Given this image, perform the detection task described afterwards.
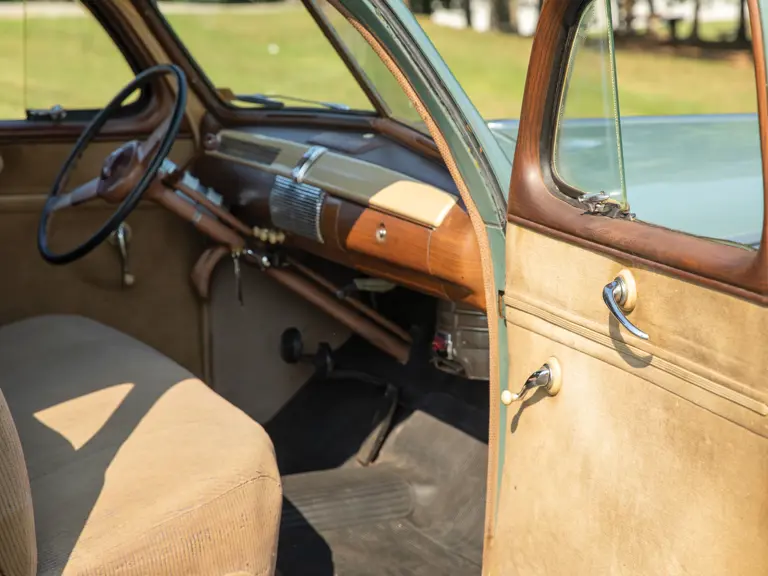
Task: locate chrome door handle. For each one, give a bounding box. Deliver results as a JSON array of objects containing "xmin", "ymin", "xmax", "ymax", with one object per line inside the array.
[
  {"xmin": 603, "ymin": 272, "xmax": 648, "ymax": 340},
  {"xmin": 501, "ymin": 358, "xmax": 562, "ymax": 405}
]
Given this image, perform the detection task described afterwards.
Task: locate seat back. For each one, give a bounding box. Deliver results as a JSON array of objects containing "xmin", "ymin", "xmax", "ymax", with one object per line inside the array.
[{"xmin": 0, "ymin": 389, "xmax": 36, "ymax": 576}]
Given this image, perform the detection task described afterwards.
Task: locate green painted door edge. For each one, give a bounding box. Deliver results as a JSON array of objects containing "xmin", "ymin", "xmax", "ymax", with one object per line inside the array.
[
  {"xmin": 487, "ymin": 227, "xmax": 510, "ymax": 524},
  {"xmin": 338, "ymin": 0, "xmax": 513, "ymax": 527}
]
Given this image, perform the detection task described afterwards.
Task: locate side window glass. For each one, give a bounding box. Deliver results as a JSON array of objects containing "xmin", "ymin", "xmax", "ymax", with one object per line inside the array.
[
  {"xmin": 552, "ymin": 0, "xmax": 627, "ymax": 208},
  {"xmin": 616, "ymin": 40, "xmax": 763, "ymax": 248},
  {"xmin": 1, "ymin": 1, "xmax": 138, "ymax": 120},
  {"xmin": 555, "ymin": 0, "xmax": 763, "ymax": 248}
]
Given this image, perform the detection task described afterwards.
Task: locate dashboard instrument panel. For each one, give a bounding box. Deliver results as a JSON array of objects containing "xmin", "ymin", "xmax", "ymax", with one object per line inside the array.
[{"xmin": 198, "ymin": 128, "xmax": 484, "ymax": 309}]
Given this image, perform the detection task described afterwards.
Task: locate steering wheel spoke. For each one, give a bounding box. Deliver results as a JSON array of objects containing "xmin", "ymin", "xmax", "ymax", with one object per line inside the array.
[
  {"xmin": 138, "ymin": 116, "xmax": 171, "ymax": 163},
  {"xmin": 47, "ymin": 177, "xmax": 100, "ymax": 212},
  {"xmin": 38, "ymin": 64, "xmax": 187, "ymax": 265}
]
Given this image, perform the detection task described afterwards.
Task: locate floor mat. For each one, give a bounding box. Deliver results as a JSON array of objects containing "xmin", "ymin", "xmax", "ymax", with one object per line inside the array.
[
  {"xmin": 265, "ymin": 376, "xmax": 387, "ymax": 475},
  {"xmin": 277, "ymin": 393, "xmax": 486, "ymax": 575},
  {"xmin": 281, "ymin": 467, "xmax": 412, "ymax": 532},
  {"xmin": 278, "ymin": 520, "xmax": 480, "ymax": 576}
]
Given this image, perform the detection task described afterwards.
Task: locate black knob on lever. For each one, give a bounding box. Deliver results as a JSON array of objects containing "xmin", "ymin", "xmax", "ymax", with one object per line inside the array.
[
  {"xmin": 279, "ymin": 327, "xmax": 334, "ymax": 378},
  {"xmin": 280, "ymin": 327, "xmax": 305, "ymax": 364}
]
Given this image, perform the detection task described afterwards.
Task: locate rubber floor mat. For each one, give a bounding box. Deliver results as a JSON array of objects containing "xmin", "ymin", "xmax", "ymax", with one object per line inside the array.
[
  {"xmin": 276, "ymin": 392, "xmax": 486, "ymax": 576},
  {"xmin": 281, "ymin": 467, "xmax": 412, "ymax": 532},
  {"xmin": 277, "ymin": 519, "xmax": 480, "ymax": 576}
]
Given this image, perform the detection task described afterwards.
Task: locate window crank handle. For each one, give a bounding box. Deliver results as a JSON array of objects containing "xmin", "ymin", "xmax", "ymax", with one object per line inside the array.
[
  {"xmin": 509, "ymin": 365, "xmax": 552, "ymax": 402},
  {"xmin": 501, "ymin": 359, "xmax": 562, "ymax": 405}
]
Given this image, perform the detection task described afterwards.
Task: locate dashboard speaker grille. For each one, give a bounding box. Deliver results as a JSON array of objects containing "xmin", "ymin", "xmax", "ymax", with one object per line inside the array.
[
  {"xmin": 219, "ymin": 136, "xmax": 280, "ymax": 165},
  {"xmin": 269, "ymin": 175, "xmax": 325, "ymax": 243}
]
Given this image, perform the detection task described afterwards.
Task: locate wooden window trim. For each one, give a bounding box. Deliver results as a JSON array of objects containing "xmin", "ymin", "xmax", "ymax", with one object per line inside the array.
[{"xmin": 508, "ymin": 0, "xmax": 768, "ymax": 304}]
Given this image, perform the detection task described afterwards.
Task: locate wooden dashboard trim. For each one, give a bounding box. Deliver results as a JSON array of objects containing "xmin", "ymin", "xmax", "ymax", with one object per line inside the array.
[
  {"xmin": 196, "ymin": 147, "xmax": 485, "ymax": 309},
  {"xmin": 287, "ymin": 198, "xmax": 484, "ymax": 309},
  {"xmin": 208, "ymin": 130, "xmax": 458, "ymax": 228}
]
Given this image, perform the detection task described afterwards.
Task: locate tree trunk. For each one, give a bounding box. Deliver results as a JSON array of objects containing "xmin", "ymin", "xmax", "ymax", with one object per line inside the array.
[
  {"xmin": 736, "ymin": 0, "xmax": 748, "ymax": 42},
  {"xmin": 647, "ymin": 0, "xmax": 655, "ymax": 16},
  {"xmin": 464, "ymin": 0, "xmax": 473, "ymax": 29},
  {"xmin": 508, "ymin": 0, "xmax": 519, "ymax": 32},
  {"xmin": 619, "ymin": 0, "xmax": 636, "ymax": 34},
  {"xmin": 688, "ymin": 0, "xmax": 701, "ymax": 42},
  {"xmin": 490, "ymin": 0, "xmax": 511, "ymax": 32},
  {"xmin": 410, "ymin": 0, "xmax": 433, "ymax": 14}
]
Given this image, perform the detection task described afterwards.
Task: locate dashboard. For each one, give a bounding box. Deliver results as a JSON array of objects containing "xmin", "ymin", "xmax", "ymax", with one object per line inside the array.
[{"xmin": 194, "ymin": 125, "xmax": 484, "ymax": 310}]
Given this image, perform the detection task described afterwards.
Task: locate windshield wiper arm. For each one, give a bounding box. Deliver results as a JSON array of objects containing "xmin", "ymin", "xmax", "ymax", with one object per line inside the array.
[{"xmin": 233, "ymin": 93, "xmax": 350, "ymax": 111}]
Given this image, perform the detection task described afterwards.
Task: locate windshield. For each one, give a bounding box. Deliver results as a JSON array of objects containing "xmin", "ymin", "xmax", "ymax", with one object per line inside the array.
[
  {"xmin": 154, "ymin": 0, "xmax": 425, "ymax": 132},
  {"xmin": 317, "ymin": 4, "xmax": 425, "ymax": 131}
]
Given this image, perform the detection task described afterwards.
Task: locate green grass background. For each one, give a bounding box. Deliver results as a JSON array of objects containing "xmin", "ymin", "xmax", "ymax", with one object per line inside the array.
[{"xmin": 0, "ymin": 4, "xmax": 757, "ymax": 120}]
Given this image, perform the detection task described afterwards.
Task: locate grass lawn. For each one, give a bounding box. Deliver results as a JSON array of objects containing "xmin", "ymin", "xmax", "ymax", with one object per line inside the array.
[{"xmin": 0, "ymin": 4, "xmax": 757, "ymax": 120}]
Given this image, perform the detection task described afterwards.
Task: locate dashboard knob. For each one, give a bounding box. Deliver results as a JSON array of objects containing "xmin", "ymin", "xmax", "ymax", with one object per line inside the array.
[{"xmin": 376, "ymin": 224, "xmax": 387, "ymax": 243}]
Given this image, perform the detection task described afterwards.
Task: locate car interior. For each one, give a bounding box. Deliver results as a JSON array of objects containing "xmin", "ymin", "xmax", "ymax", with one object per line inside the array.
[{"xmin": 0, "ymin": 2, "xmax": 493, "ymax": 575}]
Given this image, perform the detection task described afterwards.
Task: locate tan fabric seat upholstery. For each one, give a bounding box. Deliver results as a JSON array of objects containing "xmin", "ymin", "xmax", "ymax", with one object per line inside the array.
[
  {"xmin": 0, "ymin": 389, "xmax": 36, "ymax": 576},
  {"xmin": 0, "ymin": 315, "xmax": 282, "ymax": 576}
]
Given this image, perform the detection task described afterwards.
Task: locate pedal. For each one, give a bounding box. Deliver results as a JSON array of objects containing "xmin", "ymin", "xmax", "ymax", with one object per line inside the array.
[{"xmin": 356, "ymin": 381, "xmax": 398, "ymax": 466}]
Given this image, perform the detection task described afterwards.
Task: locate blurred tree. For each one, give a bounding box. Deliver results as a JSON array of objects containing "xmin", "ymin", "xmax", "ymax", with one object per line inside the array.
[
  {"xmin": 463, "ymin": 0, "xmax": 473, "ymax": 27},
  {"xmin": 508, "ymin": 0, "xmax": 519, "ymax": 32},
  {"xmin": 490, "ymin": 0, "xmax": 517, "ymax": 32},
  {"xmin": 688, "ymin": 0, "xmax": 701, "ymax": 41},
  {"xmin": 735, "ymin": 0, "xmax": 748, "ymax": 42},
  {"xmin": 622, "ymin": 0, "xmax": 637, "ymax": 33},
  {"xmin": 409, "ymin": 0, "xmax": 433, "ymax": 14}
]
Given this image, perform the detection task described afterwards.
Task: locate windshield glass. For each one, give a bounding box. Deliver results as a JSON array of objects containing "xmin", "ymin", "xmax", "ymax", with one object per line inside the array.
[
  {"xmin": 318, "ymin": 5, "xmax": 425, "ymax": 130},
  {"xmin": 154, "ymin": 0, "xmax": 425, "ymax": 132},
  {"xmin": 154, "ymin": 1, "xmax": 375, "ymax": 112}
]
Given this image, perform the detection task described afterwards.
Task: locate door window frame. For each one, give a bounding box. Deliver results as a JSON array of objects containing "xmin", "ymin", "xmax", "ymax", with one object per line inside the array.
[{"xmin": 507, "ymin": 0, "xmax": 768, "ymax": 303}]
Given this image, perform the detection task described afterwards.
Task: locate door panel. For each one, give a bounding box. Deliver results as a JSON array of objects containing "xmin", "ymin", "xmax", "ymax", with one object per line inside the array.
[
  {"xmin": 503, "ymin": 227, "xmax": 766, "ymax": 425},
  {"xmin": 0, "ymin": 141, "xmax": 166, "ymax": 195},
  {"xmin": 491, "ymin": 226, "xmax": 768, "ymax": 575},
  {"xmin": 489, "ymin": 0, "xmax": 768, "ymax": 571},
  {"xmin": 0, "ymin": 0, "xmax": 206, "ymax": 374},
  {"xmin": 0, "ymin": 138, "xmax": 205, "ymax": 376}
]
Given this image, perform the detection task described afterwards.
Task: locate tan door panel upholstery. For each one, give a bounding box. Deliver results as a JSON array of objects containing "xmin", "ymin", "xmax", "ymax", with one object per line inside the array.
[
  {"xmin": 0, "ymin": 205, "xmax": 204, "ymax": 375},
  {"xmin": 0, "ymin": 315, "xmax": 282, "ymax": 575},
  {"xmin": 488, "ymin": 224, "xmax": 768, "ymax": 575},
  {"xmin": 0, "ymin": 141, "xmax": 194, "ymax": 197},
  {"xmin": 0, "ymin": 140, "xmax": 205, "ymax": 376}
]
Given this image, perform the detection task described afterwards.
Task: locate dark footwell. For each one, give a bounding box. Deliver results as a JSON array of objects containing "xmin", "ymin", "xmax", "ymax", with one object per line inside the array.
[{"xmin": 268, "ymin": 378, "xmax": 488, "ymax": 576}]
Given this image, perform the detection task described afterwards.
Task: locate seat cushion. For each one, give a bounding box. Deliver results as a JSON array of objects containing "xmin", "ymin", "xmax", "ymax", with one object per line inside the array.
[
  {"xmin": 0, "ymin": 389, "xmax": 36, "ymax": 576},
  {"xmin": 0, "ymin": 315, "xmax": 282, "ymax": 575}
]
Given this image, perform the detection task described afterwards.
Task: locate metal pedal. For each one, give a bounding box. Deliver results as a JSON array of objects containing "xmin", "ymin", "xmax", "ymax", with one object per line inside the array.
[{"xmin": 356, "ymin": 381, "xmax": 398, "ymax": 466}]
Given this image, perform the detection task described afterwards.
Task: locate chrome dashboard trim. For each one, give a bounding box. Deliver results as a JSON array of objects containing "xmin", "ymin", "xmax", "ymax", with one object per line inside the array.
[
  {"xmin": 269, "ymin": 175, "xmax": 326, "ymax": 243},
  {"xmin": 292, "ymin": 145, "xmax": 327, "ymax": 184}
]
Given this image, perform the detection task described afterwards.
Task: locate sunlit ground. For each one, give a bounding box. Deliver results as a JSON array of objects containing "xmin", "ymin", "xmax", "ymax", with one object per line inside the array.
[{"xmin": 0, "ymin": 4, "xmax": 757, "ymax": 120}]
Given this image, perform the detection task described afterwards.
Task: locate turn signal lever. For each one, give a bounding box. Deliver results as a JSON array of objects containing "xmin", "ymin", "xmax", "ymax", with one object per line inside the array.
[{"xmin": 280, "ymin": 327, "xmax": 334, "ymax": 378}]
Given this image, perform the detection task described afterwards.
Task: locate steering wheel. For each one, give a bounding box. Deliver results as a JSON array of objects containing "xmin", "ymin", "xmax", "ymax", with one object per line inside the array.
[{"xmin": 38, "ymin": 64, "xmax": 187, "ymax": 265}]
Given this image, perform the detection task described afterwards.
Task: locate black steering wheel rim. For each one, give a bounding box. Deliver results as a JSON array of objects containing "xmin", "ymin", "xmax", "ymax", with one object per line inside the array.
[{"xmin": 38, "ymin": 64, "xmax": 187, "ymax": 265}]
